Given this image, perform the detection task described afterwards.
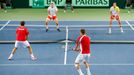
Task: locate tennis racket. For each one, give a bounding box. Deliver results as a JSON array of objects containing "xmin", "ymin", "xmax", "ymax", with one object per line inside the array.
[{"xmin": 61, "ymin": 44, "xmax": 80, "ymax": 52}]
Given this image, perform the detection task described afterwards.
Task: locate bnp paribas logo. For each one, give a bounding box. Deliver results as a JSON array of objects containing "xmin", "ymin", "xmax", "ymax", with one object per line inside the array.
[
  {"xmin": 45, "ymin": 0, "xmax": 109, "ymax": 7},
  {"xmin": 46, "ymin": 0, "xmax": 63, "ymax": 5},
  {"xmin": 75, "ymin": 0, "xmax": 109, "ymax": 6}
]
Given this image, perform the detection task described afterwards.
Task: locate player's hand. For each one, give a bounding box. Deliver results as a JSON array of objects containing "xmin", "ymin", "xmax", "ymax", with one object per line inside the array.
[
  {"xmin": 49, "ymin": 15, "xmax": 52, "ymax": 18},
  {"xmin": 26, "ymin": 36, "xmax": 29, "ymax": 40},
  {"xmin": 73, "ymin": 48, "xmax": 80, "ymax": 52},
  {"xmin": 112, "ymin": 15, "xmax": 115, "ymax": 17}
]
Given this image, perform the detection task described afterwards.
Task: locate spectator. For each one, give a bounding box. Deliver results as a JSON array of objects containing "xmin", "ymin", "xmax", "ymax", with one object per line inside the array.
[
  {"xmin": 0, "ymin": 0, "xmax": 7, "ymax": 12},
  {"xmin": 64, "ymin": 0, "xmax": 74, "ymax": 13},
  {"xmin": 126, "ymin": 0, "xmax": 134, "ymax": 13}
]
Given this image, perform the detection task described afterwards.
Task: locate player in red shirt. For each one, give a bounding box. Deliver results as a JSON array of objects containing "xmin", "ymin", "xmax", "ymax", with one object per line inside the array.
[
  {"xmin": 8, "ymin": 21, "xmax": 36, "ymax": 60},
  {"xmin": 73, "ymin": 29, "xmax": 91, "ymax": 75}
]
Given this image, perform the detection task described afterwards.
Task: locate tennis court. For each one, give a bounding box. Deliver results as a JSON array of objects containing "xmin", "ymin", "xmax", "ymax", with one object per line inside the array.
[
  {"xmin": 0, "ymin": 0, "xmax": 134, "ymax": 74},
  {"xmin": 0, "ymin": 20, "xmax": 134, "ymax": 75}
]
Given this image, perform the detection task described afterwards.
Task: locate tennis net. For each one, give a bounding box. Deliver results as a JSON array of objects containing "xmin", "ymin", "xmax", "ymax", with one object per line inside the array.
[{"xmin": 0, "ymin": 24, "xmax": 134, "ymax": 44}]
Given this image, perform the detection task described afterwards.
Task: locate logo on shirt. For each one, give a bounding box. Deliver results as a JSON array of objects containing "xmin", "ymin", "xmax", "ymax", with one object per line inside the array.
[{"xmin": 18, "ymin": 28, "xmax": 25, "ymax": 30}]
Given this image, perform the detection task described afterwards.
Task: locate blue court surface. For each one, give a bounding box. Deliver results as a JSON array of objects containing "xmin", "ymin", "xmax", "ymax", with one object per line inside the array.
[{"xmin": 0, "ymin": 20, "xmax": 134, "ymax": 75}]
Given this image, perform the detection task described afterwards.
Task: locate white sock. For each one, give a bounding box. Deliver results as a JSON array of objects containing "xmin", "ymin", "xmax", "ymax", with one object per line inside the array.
[
  {"xmin": 109, "ymin": 28, "xmax": 111, "ymax": 34},
  {"xmin": 64, "ymin": 10, "xmax": 66, "ymax": 13},
  {"xmin": 86, "ymin": 67, "xmax": 91, "ymax": 75},
  {"xmin": 8, "ymin": 54, "xmax": 13, "ymax": 59},
  {"xmin": 128, "ymin": 11, "xmax": 130, "ymax": 13},
  {"xmin": 120, "ymin": 27, "xmax": 123, "ymax": 33},
  {"xmin": 77, "ymin": 69, "xmax": 84, "ymax": 75},
  {"xmin": 30, "ymin": 53, "xmax": 34, "ymax": 58},
  {"xmin": 56, "ymin": 25, "xmax": 59, "ymax": 29},
  {"xmin": 72, "ymin": 11, "xmax": 74, "ymax": 13},
  {"xmin": 46, "ymin": 26, "xmax": 48, "ymax": 29}
]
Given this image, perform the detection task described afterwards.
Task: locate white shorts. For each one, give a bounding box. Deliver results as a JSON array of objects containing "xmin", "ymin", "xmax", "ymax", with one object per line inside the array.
[
  {"xmin": 75, "ymin": 53, "xmax": 90, "ymax": 63},
  {"xmin": 15, "ymin": 40, "xmax": 30, "ymax": 48}
]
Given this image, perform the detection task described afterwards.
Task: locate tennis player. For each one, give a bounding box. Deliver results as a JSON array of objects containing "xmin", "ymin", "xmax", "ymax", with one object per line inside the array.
[
  {"xmin": 8, "ymin": 21, "xmax": 36, "ymax": 60},
  {"xmin": 126, "ymin": 0, "xmax": 134, "ymax": 13},
  {"xmin": 109, "ymin": 2, "xmax": 123, "ymax": 34},
  {"xmin": 73, "ymin": 29, "xmax": 91, "ymax": 75},
  {"xmin": 45, "ymin": 2, "xmax": 60, "ymax": 32}
]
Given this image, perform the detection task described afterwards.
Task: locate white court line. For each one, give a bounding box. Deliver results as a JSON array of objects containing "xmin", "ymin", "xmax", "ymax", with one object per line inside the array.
[
  {"xmin": 0, "ymin": 64, "xmax": 134, "ymax": 66},
  {"xmin": 1, "ymin": 24, "xmax": 130, "ymax": 27},
  {"xmin": 64, "ymin": 26, "xmax": 69, "ymax": 65},
  {"xmin": 0, "ymin": 20, "xmax": 11, "ymax": 31},
  {"xmin": 125, "ymin": 20, "xmax": 134, "ymax": 30},
  {"xmin": 2, "ymin": 29, "xmax": 132, "ymax": 31}
]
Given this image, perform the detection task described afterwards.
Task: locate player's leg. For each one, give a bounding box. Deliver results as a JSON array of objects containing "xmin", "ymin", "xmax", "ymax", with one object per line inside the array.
[
  {"xmin": 23, "ymin": 41, "xmax": 36, "ymax": 60},
  {"xmin": 0, "ymin": 2, "xmax": 1, "ymax": 9},
  {"xmin": 83, "ymin": 62, "xmax": 91, "ymax": 75},
  {"xmin": 8, "ymin": 0, "xmax": 12, "ymax": 8},
  {"xmin": 75, "ymin": 63, "xmax": 84, "ymax": 75},
  {"xmin": 83, "ymin": 54, "xmax": 91, "ymax": 75},
  {"xmin": 27, "ymin": 46, "xmax": 36, "ymax": 60},
  {"xmin": 45, "ymin": 17, "xmax": 50, "ymax": 32},
  {"xmin": 71, "ymin": 4, "xmax": 74, "ymax": 13},
  {"xmin": 132, "ymin": 0, "xmax": 134, "ymax": 7},
  {"xmin": 126, "ymin": 0, "xmax": 130, "ymax": 13},
  {"xmin": 8, "ymin": 41, "xmax": 18, "ymax": 60},
  {"xmin": 116, "ymin": 16, "xmax": 123, "ymax": 33},
  {"xmin": 74, "ymin": 54, "xmax": 84, "ymax": 75},
  {"xmin": 109, "ymin": 16, "xmax": 113, "ymax": 34},
  {"xmin": 126, "ymin": 0, "xmax": 132, "ymax": 13},
  {"xmin": 8, "ymin": 48, "xmax": 17, "ymax": 60},
  {"xmin": 64, "ymin": 4, "xmax": 67, "ymax": 13},
  {"xmin": 54, "ymin": 17, "xmax": 60, "ymax": 32},
  {"xmin": 2, "ymin": 3, "xmax": 7, "ymax": 12}
]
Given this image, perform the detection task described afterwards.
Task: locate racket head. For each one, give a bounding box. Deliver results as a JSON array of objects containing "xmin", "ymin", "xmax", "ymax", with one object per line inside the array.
[{"xmin": 60, "ymin": 40, "xmax": 75, "ymax": 52}]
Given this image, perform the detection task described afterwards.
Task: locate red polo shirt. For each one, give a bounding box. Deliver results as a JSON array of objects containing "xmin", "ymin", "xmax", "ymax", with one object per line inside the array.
[{"xmin": 16, "ymin": 26, "xmax": 29, "ymax": 41}]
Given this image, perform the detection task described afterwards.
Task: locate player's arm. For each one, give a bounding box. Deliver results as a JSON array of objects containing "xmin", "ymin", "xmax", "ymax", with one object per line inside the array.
[
  {"xmin": 26, "ymin": 28, "xmax": 29, "ymax": 40},
  {"xmin": 16, "ymin": 29, "xmax": 18, "ymax": 34},
  {"xmin": 117, "ymin": 7, "xmax": 120, "ymax": 15},
  {"xmin": 16, "ymin": 29, "xmax": 18, "ymax": 37},
  {"xmin": 47, "ymin": 7, "xmax": 51, "ymax": 16},
  {"xmin": 56, "ymin": 7, "xmax": 58, "ymax": 15},
  {"xmin": 73, "ymin": 37, "xmax": 80, "ymax": 51},
  {"xmin": 75, "ymin": 42, "xmax": 79, "ymax": 50},
  {"xmin": 110, "ymin": 11, "xmax": 112, "ymax": 15},
  {"xmin": 110, "ymin": 7, "xmax": 112, "ymax": 15}
]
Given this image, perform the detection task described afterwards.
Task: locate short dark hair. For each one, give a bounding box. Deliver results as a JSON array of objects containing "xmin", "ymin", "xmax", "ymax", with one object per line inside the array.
[
  {"xmin": 80, "ymin": 29, "xmax": 86, "ymax": 35},
  {"xmin": 20, "ymin": 21, "xmax": 25, "ymax": 26},
  {"xmin": 113, "ymin": 2, "xmax": 116, "ymax": 4}
]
